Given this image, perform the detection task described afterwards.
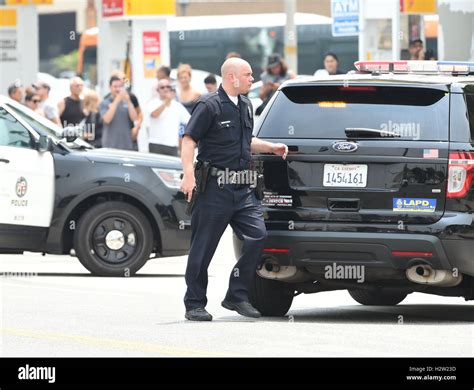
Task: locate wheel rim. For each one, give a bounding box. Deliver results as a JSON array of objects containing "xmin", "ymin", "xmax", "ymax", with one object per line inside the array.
[{"xmin": 91, "ymin": 216, "xmax": 138, "ymax": 264}]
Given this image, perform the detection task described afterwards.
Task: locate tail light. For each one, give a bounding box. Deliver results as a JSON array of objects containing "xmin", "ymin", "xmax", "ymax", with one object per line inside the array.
[
  {"xmin": 447, "ymin": 152, "xmax": 474, "ymax": 198},
  {"xmin": 392, "ymin": 251, "xmax": 433, "ymax": 257}
]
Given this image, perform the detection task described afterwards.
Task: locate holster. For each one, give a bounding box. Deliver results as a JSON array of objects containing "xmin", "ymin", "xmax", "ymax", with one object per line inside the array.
[
  {"xmin": 255, "ymin": 174, "xmax": 265, "ymax": 200},
  {"xmin": 186, "ymin": 161, "xmax": 211, "ymax": 215}
]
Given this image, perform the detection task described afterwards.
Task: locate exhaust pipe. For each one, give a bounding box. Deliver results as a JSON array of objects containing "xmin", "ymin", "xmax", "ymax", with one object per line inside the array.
[
  {"xmin": 257, "ymin": 258, "xmax": 310, "ymax": 282},
  {"xmin": 406, "ymin": 261, "xmax": 462, "ymax": 287},
  {"xmin": 264, "ymin": 262, "xmax": 280, "ymax": 273}
]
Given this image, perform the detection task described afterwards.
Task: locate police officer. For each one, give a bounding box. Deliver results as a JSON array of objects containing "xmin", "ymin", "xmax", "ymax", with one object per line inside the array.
[{"xmin": 180, "ymin": 58, "xmax": 288, "ymax": 321}]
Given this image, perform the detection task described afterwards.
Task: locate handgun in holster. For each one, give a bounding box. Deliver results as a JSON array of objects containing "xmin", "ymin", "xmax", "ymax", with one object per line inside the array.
[
  {"xmin": 186, "ymin": 161, "xmax": 211, "ymax": 216},
  {"xmin": 255, "ymin": 174, "xmax": 265, "ymax": 200}
]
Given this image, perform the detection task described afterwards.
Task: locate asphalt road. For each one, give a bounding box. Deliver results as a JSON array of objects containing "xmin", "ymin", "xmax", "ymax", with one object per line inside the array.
[{"xmin": 1, "ymin": 228, "xmax": 473, "ymax": 357}]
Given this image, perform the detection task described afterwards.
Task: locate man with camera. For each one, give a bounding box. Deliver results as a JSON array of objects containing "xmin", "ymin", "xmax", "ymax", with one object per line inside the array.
[
  {"xmin": 145, "ymin": 79, "xmax": 190, "ymax": 156},
  {"xmin": 99, "ymin": 75, "xmax": 138, "ymax": 150},
  {"xmin": 180, "ymin": 57, "xmax": 288, "ymax": 321}
]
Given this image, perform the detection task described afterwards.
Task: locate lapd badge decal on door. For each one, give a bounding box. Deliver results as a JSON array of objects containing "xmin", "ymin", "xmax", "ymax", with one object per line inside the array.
[{"xmin": 15, "ymin": 177, "xmax": 27, "ymax": 198}]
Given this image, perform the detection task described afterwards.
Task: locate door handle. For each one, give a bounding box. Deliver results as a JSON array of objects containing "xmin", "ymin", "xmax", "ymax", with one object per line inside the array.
[{"xmin": 0, "ymin": 158, "xmax": 9, "ymax": 164}]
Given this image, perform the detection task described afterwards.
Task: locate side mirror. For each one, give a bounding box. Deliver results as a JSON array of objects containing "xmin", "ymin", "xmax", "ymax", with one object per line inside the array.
[
  {"xmin": 62, "ymin": 125, "xmax": 81, "ymax": 143},
  {"xmin": 37, "ymin": 134, "xmax": 54, "ymax": 152}
]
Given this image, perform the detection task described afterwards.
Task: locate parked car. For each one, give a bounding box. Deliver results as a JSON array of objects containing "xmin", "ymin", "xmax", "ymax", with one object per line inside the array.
[
  {"xmin": 248, "ymin": 80, "xmax": 263, "ymax": 115},
  {"xmin": 235, "ymin": 61, "xmax": 474, "ymax": 316},
  {"xmin": 0, "ymin": 96, "xmax": 191, "ymax": 276}
]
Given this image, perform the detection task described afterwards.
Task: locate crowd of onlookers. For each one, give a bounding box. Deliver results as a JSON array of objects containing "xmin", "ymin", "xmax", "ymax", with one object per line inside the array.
[
  {"xmin": 6, "ymin": 63, "xmax": 221, "ymax": 156},
  {"xmin": 6, "ymin": 42, "xmax": 433, "ymax": 156}
]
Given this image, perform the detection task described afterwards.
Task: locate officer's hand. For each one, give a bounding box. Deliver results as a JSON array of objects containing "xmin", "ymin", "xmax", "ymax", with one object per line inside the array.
[
  {"xmin": 272, "ymin": 143, "xmax": 288, "ymax": 160},
  {"xmin": 180, "ymin": 174, "xmax": 196, "ymax": 202}
]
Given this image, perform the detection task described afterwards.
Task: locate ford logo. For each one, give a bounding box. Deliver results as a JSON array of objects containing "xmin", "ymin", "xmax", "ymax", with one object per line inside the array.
[{"xmin": 332, "ymin": 141, "xmax": 358, "ymax": 153}]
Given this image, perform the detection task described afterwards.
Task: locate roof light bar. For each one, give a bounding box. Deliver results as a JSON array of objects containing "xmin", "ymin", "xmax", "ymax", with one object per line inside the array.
[
  {"xmin": 354, "ymin": 60, "xmax": 474, "ymax": 75},
  {"xmin": 354, "ymin": 61, "xmax": 408, "ymax": 73},
  {"xmin": 437, "ymin": 61, "xmax": 474, "ymax": 74}
]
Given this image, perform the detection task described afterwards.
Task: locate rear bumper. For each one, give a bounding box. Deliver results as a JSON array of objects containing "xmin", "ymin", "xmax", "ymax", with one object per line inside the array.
[{"xmin": 233, "ymin": 230, "xmax": 474, "ymax": 276}]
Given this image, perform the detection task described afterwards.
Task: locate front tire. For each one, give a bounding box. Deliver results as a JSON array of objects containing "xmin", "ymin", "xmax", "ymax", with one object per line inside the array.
[
  {"xmin": 348, "ymin": 288, "xmax": 408, "ymax": 306},
  {"xmin": 249, "ymin": 273, "xmax": 294, "ymax": 317},
  {"xmin": 74, "ymin": 201, "xmax": 153, "ymax": 276}
]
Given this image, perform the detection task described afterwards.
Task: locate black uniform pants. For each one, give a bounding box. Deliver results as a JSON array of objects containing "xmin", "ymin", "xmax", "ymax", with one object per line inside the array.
[{"xmin": 184, "ymin": 177, "xmax": 267, "ymax": 311}]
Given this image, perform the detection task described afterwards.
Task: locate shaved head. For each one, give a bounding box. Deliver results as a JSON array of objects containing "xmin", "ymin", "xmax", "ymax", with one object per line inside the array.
[
  {"xmin": 70, "ymin": 77, "xmax": 84, "ymax": 86},
  {"xmin": 221, "ymin": 58, "xmax": 254, "ymax": 96},
  {"xmin": 221, "ymin": 57, "xmax": 249, "ymax": 78},
  {"xmin": 69, "ymin": 76, "xmax": 84, "ymax": 98}
]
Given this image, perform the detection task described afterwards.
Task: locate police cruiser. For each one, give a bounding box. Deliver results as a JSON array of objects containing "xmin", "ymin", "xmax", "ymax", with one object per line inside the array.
[
  {"xmin": 236, "ymin": 61, "xmax": 474, "ymax": 316},
  {"xmin": 0, "ymin": 96, "xmax": 190, "ymax": 276}
]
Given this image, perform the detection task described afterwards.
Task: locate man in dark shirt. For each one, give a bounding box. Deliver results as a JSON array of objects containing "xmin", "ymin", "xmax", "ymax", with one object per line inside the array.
[
  {"xmin": 59, "ymin": 77, "xmax": 85, "ymax": 128},
  {"xmin": 180, "ymin": 57, "xmax": 288, "ymax": 321}
]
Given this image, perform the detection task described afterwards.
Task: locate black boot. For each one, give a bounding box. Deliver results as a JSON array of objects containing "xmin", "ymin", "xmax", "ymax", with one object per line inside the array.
[
  {"xmin": 185, "ymin": 307, "xmax": 213, "ymax": 321},
  {"xmin": 221, "ymin": 300, "xmax": 261, "ymax": 318}
]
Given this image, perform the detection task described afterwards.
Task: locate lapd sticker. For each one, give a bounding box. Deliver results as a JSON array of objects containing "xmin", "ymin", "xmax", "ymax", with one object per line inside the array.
[
  {"xmin": 262, "ymin": 192, "xmax": 293, "ymax": 207},
  {"xmin": 15, "ymin": 177, "xmax": 27, "ymax": 198},
  {"xmin": 393, "ymin": 198, "xmax": 436, "ymax": 213}
]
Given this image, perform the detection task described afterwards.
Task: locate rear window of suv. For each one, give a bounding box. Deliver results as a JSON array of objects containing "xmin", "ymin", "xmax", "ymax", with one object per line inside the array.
[{"xmin": 258, "ymin": 85, "xmax": 449, "ymax": 141}]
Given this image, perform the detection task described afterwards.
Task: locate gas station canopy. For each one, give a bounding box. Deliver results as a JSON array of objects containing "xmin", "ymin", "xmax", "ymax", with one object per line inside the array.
[{"xmin": 102, "ymin": 0, "xmax": 175, "ymax": 19}]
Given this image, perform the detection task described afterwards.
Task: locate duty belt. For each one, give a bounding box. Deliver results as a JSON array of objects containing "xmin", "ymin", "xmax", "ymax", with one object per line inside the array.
[{"xmin": 209, "ymin": 167, "xmax": 256, "ymax": 189}]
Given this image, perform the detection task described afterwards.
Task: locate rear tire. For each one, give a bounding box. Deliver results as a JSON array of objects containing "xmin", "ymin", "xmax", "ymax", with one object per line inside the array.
[
  {"xmin": 249, "ymin": 273, "xmax": 294, "ymax": 317},
  {"xmin": 74, "ymin": 201, "xmax": 153, "ymax": 277},
  {"xmin": 348, "ymin": 288, "xmax": 408, "ymax": 306}
]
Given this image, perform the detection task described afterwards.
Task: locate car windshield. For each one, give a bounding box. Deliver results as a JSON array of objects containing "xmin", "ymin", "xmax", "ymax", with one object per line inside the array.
[{"xmin": 5, "ymin": 101, "xmax": 93, "ymax": 149}]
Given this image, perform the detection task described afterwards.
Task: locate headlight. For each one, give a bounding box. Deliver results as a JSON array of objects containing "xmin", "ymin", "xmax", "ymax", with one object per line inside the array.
[{"xmin": 152, "ymin": 168, "xmax": 183, "ymax": 190}]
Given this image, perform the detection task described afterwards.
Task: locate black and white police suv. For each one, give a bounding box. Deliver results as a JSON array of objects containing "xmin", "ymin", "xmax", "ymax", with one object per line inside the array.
[
  {"xmin": 235, "ymin": 61, "xmax": 474, "ymax": 316},
  {"xmin": 0, "ymin": 96, "xmax": 190, "ymax": 276}
]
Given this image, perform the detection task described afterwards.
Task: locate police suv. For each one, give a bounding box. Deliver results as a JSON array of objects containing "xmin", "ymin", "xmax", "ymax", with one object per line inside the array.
[
  {"xmin": 236, "ymin": 61, "xmax": 474, "ymax": 316},
  {"xmin": 0, "ymin": 96, "xmax": 190, "ymax": 276}
]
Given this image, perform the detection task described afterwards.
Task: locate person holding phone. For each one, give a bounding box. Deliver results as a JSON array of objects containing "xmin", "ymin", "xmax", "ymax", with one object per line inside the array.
[
  {"xmin": 256, "ymin": 53, "xmax": 294, "ymax": 115},
  {"xmin": 99, "ymin": 75, "xmax": 138, "ymax": 150},
  {"xmin": 146, "ymin": 79, "xmax": 190, "ymax": 157}
]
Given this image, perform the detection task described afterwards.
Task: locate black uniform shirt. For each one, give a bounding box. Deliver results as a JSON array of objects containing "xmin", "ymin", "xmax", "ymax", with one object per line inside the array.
[{"xmin": 184, "ymin": 84, "xmax": 254, "ymax": 171}]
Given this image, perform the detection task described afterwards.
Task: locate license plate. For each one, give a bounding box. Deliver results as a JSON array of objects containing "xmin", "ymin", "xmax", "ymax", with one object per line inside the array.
[{"xmin": 323, "ymin": 164, "xmax": 368, "ymax": 187}]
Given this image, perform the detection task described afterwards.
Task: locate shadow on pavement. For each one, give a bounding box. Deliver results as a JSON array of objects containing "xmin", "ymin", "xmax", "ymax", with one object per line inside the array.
[
  {"xmin": 157, "ymin": 305, "xmax": 473, "ymax": 325},
  {"xmin": 283, "ymin": 304, "xmax": 474, "ymax": 324}
]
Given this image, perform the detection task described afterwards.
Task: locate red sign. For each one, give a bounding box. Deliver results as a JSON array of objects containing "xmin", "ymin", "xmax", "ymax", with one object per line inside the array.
[
  {"xmin": 102, "ymin": 0, "xmax": 124, "ymax": 18},
  {"xmin": 142, "ymin": 32, "xmax": 161, "ymax": 55}
]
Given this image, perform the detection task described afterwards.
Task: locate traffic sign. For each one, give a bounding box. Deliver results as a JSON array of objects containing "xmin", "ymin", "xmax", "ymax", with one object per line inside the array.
[{"xmin": 331, "ymin": 0, "xmax": 359, "ymax": 37}]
